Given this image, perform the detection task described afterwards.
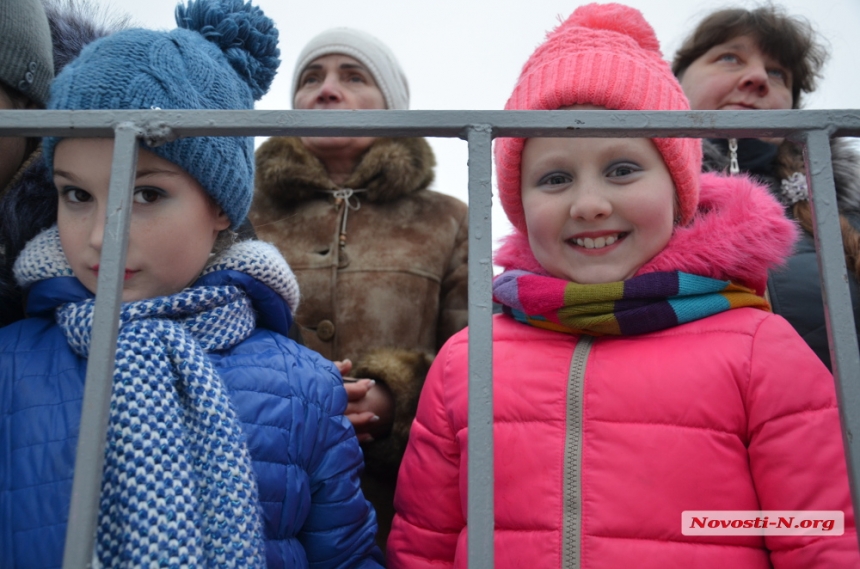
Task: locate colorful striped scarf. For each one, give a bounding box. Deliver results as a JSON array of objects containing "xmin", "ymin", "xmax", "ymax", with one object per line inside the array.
[{"xmin": 493, "ymin": 269, "xmax": 769, "ymax": 336}]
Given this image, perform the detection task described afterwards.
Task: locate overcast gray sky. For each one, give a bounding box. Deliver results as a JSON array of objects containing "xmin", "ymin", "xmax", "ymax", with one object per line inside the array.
[{"xmin": 108, "ymin": 0, "xmax": 860, "ymax": 246}]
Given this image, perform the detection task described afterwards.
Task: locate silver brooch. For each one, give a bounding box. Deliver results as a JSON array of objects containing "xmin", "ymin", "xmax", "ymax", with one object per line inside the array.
[{"xmin": 778, "ymin": 172, "xmax": 809, "ymax": 207}]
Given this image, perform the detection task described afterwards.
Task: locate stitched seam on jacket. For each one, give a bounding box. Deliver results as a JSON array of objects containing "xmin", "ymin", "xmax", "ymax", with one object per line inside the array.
[
  {"xmin": 586, "ymin": 534, "xmax": 768, "ymax": 549},
  {"xmin": 490, "ymin": 418, "xmax": 565, "ymax": 426},
  {"xmin": 587, "ymin": 418, "xmax": 738, "ymax": 435},
  {"xmin": 587, "ymin": 405, "xmax": 837, "ymax": 439},
  {"xmin": 563, "ymin": 336, "xmax": 591, "ymax": 569},
  {"xmin": 589, "ymin": 532, "xmax": 839, "ymax": 554},
  {"xmin": 336, "ymin": 266, "xmax": 442, "ymax": 283}
]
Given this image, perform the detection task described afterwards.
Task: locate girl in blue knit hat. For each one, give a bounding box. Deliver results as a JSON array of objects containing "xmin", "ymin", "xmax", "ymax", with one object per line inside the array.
[{"xmin": 0, "ymin": 0, "xmax": 384, "ymax": 567}]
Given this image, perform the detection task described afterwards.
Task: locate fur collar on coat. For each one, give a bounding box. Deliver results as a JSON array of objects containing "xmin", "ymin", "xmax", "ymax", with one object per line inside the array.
[
  {"xmin": 703, "ymin": 138, "xmax": 860, "ymax": 214},
  {"xmin": 254, "ymin": 136, "xmax": 436, "ymax": 206},
  {"xmin": 494, "ymin": 172, "xmax": 799, "ymax": 297}
]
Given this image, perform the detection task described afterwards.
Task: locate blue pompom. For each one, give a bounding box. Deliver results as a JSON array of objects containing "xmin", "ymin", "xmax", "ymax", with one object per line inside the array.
[{"xmin": 175, "ymin": 0, "xmax": 280, "ymax": 100}]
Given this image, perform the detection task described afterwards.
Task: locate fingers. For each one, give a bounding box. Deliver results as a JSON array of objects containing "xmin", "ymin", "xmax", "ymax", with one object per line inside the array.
[
  {"xmin": 333, "ymin": 358, "xmax": 353, "ymax": 374},
  {"xmin": 343, "ymin": 378, "xmax": 375, "ymax": 401},
  {"xmin": 345, "ymin": 410, "xmax": 380, "ymax": 444}
]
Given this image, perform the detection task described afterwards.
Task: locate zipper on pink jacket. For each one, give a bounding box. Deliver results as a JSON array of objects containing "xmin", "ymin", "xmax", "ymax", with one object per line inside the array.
[{"xmin": 563, "ymin": 335, "xmax": 593, "ymax": 569}]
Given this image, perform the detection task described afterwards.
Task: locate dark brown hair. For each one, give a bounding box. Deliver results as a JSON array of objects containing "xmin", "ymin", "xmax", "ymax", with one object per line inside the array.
[
  {"xmin": 672, "ymin": 5, "xmax": 828, "ymax": 108},
  {"xmin": 775, "ymin": 141, "xmax": 860, "ymax": 281}
]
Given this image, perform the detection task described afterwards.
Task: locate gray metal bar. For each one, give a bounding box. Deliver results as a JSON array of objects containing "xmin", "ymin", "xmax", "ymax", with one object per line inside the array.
[
  {"xmin": 62, "ymin": 124, "xmax": 140, "ymax": 569},
  {"xmin": 2, "ymin": 109, "xmax": 860, "ymax": 138},
  {"xmin": 466, "ymin": 125, "xmax": 494, "ymax": 569},
  {"xmin": 0, "ymin": 107, "xmax": 853, "ymax": 563},
  {"xmin": 798, "ymin": 130, "xmax": 860, "ymax": 547}
]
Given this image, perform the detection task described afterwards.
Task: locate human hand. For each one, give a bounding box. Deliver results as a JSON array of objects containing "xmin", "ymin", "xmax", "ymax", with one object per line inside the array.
[{"xmin": 334, "ymin": 359, "xmax": 395, "ymax": 444}]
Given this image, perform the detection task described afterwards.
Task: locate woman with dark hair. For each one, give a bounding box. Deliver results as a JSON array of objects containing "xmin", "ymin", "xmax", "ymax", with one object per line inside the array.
[{"xmin": 673, "ymin": 5, "xmax": 860, "ymax": 370}]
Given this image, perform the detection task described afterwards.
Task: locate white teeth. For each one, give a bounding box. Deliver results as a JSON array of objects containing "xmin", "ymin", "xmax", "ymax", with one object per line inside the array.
[{"xmin": 574, "ymin": 234, "xmax": 621, "ymax": 249}]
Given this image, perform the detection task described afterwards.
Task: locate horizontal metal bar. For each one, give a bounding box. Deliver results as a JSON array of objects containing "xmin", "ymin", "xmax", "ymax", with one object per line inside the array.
[{"xmin": 1, "ymin": 109, "xmax": 859, "ymax": 139}]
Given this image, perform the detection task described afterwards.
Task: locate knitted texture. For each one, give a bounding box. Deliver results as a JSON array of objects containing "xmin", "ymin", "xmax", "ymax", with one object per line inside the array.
[
  {"xmin": 496, "ymin": 2, "xmax": 701, "ymax": 232},
  {"xmin": 57, "ymin": 290, "xmax": 264, "ymax": 568},
  {"xmin": 12, "ymin": 228, "xmax": 305, "ymax": 566},
  {"xmin": 0, "ymin": 0, "xmax": 54, "ymax": 104},
  {"xmin": 203, "ymin": 238, "xmax": 300, "ymax": 314},
  {"xmin": 43, "ymin": 0, "xmax": 281, "ymax": 229},
  {"xmin": 11, "ymin": 224, "xmax": 74, "ymax": 287},
  {"xmin": 292, "ymin": 27, "xmax": 409, "ymax": 110},
  {"xmin": 493, "ymin": 269, "xmax": 768, "ymax": 336},
  {"xmin": 14, "ymin": 226, "xmax": 300, "ymax": 313}
]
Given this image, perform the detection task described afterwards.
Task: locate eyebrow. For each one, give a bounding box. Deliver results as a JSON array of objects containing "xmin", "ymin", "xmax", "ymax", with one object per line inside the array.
[
  {"xmin": 302, "ymin": 62, "xmax": 369, "ymax": 73},
  {"xmin": 135, "ymin": 167, "xmax": 182, "ymax": 178},
  {"xmin": 52, "ymin": 169, "xmax": 80, "ymax": 183},
  {"xmin": 53, "ymin": 167, "xmax": 181, "ymax": 182}
]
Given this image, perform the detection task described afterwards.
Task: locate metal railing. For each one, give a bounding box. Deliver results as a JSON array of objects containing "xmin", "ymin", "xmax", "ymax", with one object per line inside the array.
[{"xmin": 2, "ymin": 108, "xmax": 859, "ymax": 569}]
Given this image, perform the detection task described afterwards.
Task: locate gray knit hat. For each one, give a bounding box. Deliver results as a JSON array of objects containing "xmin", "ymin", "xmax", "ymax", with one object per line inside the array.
[
  {"xmin": 0, "ymin": 0, "xmax": 54, "ymax": 104},
  {"xmin": 291, "ymin": 27, "xmax": 409, "ymax": 110}
]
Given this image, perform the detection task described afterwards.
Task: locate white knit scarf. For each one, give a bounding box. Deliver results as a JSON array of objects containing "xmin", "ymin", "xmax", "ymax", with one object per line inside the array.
[{"xmin": 14, "ymin": 227, "xmax": 301, "ymax": 568}]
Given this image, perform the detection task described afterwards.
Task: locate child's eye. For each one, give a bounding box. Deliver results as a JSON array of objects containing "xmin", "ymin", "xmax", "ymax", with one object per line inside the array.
[
  {"xmin": 539, "ymin": 173, "xmax": 571, "ymax": 186},
  {"xmin": 606, "ymin": 163, "xmax": 639, "ymax": 178},
  {"xmin": 717, "ymin": 53, "xmax": 740, "ymax": 64},
  {"xmin": 61, "ymin": 187, "xmax": 92, "ymax": 203},
  {"xmin": 133, "ymin": 187, "xmax": 164, "ymax": 204}
]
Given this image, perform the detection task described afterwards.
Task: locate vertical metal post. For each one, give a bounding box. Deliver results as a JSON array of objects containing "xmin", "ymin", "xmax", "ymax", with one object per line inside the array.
[
  {"xmin": 466, "ymin": 125, "xmax": 494, "ymax": 569},
  {"xmin": 799, "ymin": 130, "xmax": 860, "ymax": 547},
  {"xmin": 63, "ymin": 124, "xmax": 140, "ymax": 569}
]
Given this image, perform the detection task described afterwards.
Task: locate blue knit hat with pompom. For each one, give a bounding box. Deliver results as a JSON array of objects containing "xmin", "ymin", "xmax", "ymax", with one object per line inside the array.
[{"xmin": 43, "ymin": 0, "xmax": 280, "ymax": 229}]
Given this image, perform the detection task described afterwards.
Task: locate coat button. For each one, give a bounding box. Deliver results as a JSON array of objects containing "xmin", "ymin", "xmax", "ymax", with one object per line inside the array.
[{"xmin": 317, "ymin": 319, "xmax": 335, "ymax": 341}]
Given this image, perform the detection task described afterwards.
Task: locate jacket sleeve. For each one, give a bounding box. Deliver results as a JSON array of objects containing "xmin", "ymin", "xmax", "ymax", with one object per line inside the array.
[
  {"xmin": 355, "ymin": 203, "xmax": 468, "ymax": 481},
  {"xmin": 746, "ymin": 313, "xmax": 860, "ymax": 568},
  {"xmin": 387, "ymin": 340, "xmax": 464, "ymax": 568},
  {"xmin": 437, "ymin": 203, "xmax": 469, "ymax": 349},
  {"xmin": 354, "ymin": 348, "xmax": 434, "ymax": 479},
  {"xmin": 298, "ymin": 363, "xmax": 385, "ymax": 569}
]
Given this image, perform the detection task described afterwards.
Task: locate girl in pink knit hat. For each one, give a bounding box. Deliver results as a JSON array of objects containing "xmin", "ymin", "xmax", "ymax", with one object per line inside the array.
[{"xmin": 387, "ymin": 3, "xmax": 859, "ymax": 568}]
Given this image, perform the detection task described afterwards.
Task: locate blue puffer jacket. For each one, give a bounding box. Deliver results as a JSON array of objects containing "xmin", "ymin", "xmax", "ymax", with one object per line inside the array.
[{"xmin": 0, "ymin": 269, "xmax": 384, "ymax": 569}]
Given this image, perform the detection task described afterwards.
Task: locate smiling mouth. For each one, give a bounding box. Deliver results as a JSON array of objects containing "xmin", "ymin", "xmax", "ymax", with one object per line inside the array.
[{"xmin": 569, "ymin": 232, "xmax": 628, "ymax": 250}]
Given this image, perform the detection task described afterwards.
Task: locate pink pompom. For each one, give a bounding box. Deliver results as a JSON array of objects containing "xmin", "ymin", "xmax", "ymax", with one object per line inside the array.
[{"xmin": 566, "ymin": 2, "xmax": 660, "ymax": 53}]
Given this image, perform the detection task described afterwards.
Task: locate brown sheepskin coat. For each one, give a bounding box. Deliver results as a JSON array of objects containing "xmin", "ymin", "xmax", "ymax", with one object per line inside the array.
[{"xmin": 250, "ymin": 136, "xmax": 468, "ymax": 547}]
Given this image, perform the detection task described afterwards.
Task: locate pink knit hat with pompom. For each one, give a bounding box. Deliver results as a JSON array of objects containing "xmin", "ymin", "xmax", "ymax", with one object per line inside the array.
[{"xmin": 496, "ymin": 3, "xmax": 702, "ymax": 233}]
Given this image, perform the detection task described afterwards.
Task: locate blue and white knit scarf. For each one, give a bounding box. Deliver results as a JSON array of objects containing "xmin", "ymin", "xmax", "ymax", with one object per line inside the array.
[{"xmin": 15, "ymin": 227, "xmax": 301, "ymax": 568}]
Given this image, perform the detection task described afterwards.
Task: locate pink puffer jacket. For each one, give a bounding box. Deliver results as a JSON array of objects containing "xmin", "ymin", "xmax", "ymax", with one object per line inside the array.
[{"xmin": 388, "ymin": 173, "xmax": 860, "ymax": 568}]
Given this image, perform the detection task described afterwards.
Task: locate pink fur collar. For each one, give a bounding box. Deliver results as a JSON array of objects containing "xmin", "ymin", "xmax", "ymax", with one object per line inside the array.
[{"xmin": 494, "ymin": 172, "xmax": 799, "ymax": 296}]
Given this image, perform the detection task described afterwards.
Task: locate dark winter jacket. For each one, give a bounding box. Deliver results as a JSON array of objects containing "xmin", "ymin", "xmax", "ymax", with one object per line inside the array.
[
  {"xmin": 703, "ymin": 138, "xmax": 860, "ymax": 370},
  {"xmin": 251, "ymin": 136, "xmax": 469, "ymax": 548},
  {"xmin": 0, "ymin": 249, "xmax": 383, "ymax": 569},
  {"xmin": 0, "ymin": 2, "xmax": 124, "ymax": 326}
]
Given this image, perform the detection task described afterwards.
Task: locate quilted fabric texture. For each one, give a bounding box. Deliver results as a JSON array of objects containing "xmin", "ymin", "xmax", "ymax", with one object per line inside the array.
[{"xmin": 0, "ymin": 237, "xmax": 383, "ymax": 568}]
